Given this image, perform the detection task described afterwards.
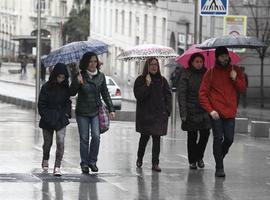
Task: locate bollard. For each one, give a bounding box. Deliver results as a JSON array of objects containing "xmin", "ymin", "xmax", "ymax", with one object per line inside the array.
[{"xmin": 171, "ymin": 87, "xmax": 177, "ymax": 130}]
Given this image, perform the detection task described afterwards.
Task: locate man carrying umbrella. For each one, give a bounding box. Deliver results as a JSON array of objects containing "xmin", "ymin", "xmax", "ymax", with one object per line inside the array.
[{"xmin": 199, "ymin": 46, "xmax": 246, "ymax": 177}]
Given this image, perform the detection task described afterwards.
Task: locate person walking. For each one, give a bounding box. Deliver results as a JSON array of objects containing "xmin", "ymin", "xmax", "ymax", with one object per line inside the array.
[
  {"xmin": 70, "ymin": 52, "xmax": 115, "ymax": 174},
  {"xmin": 38, "ymin": 63, "xmax": 71, "ymax": 176},
  {"xmin": 178, "ymin": 53, "xmax": 211, "ymax": 170},
  {"xmin": 134, "ymin": 57, "xmax": 172, "ymax": 172},
  {"xmin": 199, "ymin": 46, "xmax": 246, "ymax": 177},
  {"xmin": 170, "ymin": 66, "xmax": 183, "ymax": 89}
]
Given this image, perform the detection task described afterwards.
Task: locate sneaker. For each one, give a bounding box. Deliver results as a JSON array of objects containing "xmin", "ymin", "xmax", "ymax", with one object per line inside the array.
[
  {"xmin": 152, "ymin": 165, "xmax": 161, "ymax": 172},
  {"xmin": 136, "ymin": 158, "xmax": 143, "ymax": 168},
  {"xmin": 42, "ymin": 160, "xmax": 49, "ymax": 171},
  {"xmin": 53, "ymin": 167, "xmax": 62, "ymax": 176},
  {"xmin": 197, "ymin": 160, "xmax": 205, "ymax": 168},
  {"xmin": 189, "ymin": 163, "xmax": 197, "ymax": 170},
  {"xmin": 215, "ymin": 169, "xmax": 226, "ymax": 177},
  {"xmin": 81, "ymin": 166, "xmax": 89, "ymax": 174},
  {"xmin": 89, "ymin": 164, "xmax": 99, "ymax": 172}
]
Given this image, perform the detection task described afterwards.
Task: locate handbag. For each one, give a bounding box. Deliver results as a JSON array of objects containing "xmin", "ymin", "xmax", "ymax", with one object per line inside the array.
[{"xmin": 98, "ymin": 103, "xmax": 110, "ymax": 134}]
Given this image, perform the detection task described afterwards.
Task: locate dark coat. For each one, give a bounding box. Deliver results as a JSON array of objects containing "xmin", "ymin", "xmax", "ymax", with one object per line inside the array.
[
  {"xmin": 178, "ymin": 66, "xmax": 211, "ymax": 131},
  {"xmin": 38, "ymin": 63, "xmax": 71, "ymax": 131},
  {"xmin": 70, "ymin": 70, "xmax": 115, "ymax": 116},
  {"xmin": 134, "ymin": 74, "xmax": 172, "ymax": 136}
]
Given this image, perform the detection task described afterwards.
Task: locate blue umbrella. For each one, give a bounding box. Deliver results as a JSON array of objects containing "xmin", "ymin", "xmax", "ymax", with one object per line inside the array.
[{"xmin": 42, "ymin": 39, "xmax": 108, "ymax": 67}]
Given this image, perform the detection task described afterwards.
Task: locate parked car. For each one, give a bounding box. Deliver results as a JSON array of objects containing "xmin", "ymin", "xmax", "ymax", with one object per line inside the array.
[{"xmin": 105, "ymin": 76, "xmax": 122, "ymax": 110}]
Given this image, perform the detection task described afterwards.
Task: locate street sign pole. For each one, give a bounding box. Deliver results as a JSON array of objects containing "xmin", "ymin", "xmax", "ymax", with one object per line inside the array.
[{"xmin": 35, "ymin": 0, "xmax": 41, "ymax": 116}]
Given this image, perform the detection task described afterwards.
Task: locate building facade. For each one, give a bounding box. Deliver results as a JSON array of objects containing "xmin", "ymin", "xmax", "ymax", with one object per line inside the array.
[
  {"xmin": 0, "ymin": 0, "xmax": 74, "ymax": 59},
  {"xmin": 91, "ymin": 0, "xmax": 270, "ymax": 102}
]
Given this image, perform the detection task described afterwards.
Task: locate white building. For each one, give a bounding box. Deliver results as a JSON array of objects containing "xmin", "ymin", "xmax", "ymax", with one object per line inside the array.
[
  {"xmin": 0, "ymin": 0, "xmax": 74, "ymax": 59},
  {"xmin": 90, "ymin": 0, "xmax": 169, "ymax": 83}
]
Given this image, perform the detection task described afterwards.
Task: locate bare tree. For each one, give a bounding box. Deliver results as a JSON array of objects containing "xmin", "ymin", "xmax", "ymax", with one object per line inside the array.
[{"xmin": 231, "ymin": 0, "xmax": 270, "ymax": 108}]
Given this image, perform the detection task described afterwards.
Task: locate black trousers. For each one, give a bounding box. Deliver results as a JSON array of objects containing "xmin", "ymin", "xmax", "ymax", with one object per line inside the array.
[
  {"xmin": 187, "ymin": 129, "xmax": 210, "ymax": 164},
  {"xmin": 137, "ymin": 134, "xmax": 161, "ymax": 165}
]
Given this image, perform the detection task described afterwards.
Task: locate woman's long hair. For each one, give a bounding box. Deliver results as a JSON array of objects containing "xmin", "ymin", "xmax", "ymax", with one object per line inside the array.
[
  {"xmin": 79, "ymin": 52, "xmax": 100, "ymax": 71},
  {"xmin": 141, "ymin": 57, "xmax": 161, "ymax": 78}
]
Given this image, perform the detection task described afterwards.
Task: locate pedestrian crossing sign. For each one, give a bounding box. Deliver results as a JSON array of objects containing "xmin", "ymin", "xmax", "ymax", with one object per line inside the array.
[{"xmin": 200, "ymin": 0, "xmax": 228, "ymax": 16}]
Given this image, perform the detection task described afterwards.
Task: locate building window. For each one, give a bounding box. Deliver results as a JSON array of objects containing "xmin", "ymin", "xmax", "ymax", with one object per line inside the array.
[
  {"xmin": 162, "ymin": 17, "xmax": 166, "ymax": 45},
  {"xmin": 35, "ymin": 0, "xmax": 46, "ymax": 10},
  {"xmin": 152, "ymin": 16, "xmax": 156, "ymax": 43},
  {"xmin": 129, "ymin": 12, "xmax": 132, "ymax": 37},
  {"xmin": 144, "ymin": 14, "xmax": 148, "ymax": 42},
  {"xmin": 115, "ymin": 9, "xmax": 119, "ymax": 33},
  {"xmin": 121, "ymin": 10, "xmax": 125, "ymax": 35}
]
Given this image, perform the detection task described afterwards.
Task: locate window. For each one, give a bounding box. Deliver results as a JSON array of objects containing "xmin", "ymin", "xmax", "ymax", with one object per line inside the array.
[
  {"xmin": 243, "ymin": 0, "xmax": 256, "ymax": 5},
  {"xmin": 144, "ymin": 14, "xmax": 148, "ymax": 41},
  {"xmin": 115, "ymin": 9, "xmax": 119, "ymax": 33},
  {"xmin": 129, "ymin": 12, "xmax": 132, "ymax": 37},
  {"xmin": 152, "ymin": 16, "xmax": 156, "ymax": 43},
  {"xmin": 121, "ymin": 10, "xmax": 125, "ymax": 35}
]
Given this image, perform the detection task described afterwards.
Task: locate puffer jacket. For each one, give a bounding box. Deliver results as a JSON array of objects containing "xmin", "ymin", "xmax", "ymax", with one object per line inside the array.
[
  {"xmin": 38, "ymin": 63, "xmax": 71, "ymax": 131},
  {"xmin": 70, "ymin": 70, "xmax": 115, "ymax": 116},
  {"xmin": 178, "ymin": 66, "xmax": 211, "ymax": 131}
]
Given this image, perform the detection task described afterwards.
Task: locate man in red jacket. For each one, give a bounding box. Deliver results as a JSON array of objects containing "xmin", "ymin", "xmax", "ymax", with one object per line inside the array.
[{"xmin": 199, "ymin": 46, "xmax": 246, "ymax": 177}]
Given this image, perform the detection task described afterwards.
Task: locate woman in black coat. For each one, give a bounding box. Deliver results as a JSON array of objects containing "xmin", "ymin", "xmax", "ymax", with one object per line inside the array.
[
  {"xmin": 178, "ymin": 53, "xmax": 211, "ymax": 170},
  {"xmin": 134, "ymin": 57, "xmax": 172, "ymax": 172},
  {"xmin": 38, "ymin": 63, "xmax": 71, "ymax": 176}
]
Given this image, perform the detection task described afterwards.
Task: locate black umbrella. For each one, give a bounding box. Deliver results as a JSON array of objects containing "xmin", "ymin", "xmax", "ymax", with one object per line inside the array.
[{"xmin": 197, "ymin": 35, "xmax": 267, "ymax": 49}]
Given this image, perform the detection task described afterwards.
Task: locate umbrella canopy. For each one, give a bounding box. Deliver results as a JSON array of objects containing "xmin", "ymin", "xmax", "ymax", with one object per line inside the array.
[
  {"xmin": 42, "ymin": 39, "xmax": 108, "ymax": 67},
  {"xmin": 117, "ymin": 44, "xmax": 178, "ymax": 61},
  {"xmin": 176, "ymin": 44, "xmax": 241, "ymax": 69},
  {"xmin": 197, "ymin": 35, "xmax": 267, "ymax": 49}
]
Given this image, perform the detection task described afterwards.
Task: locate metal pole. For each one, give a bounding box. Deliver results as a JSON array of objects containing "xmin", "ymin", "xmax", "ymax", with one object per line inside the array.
[
  {"xmin": 89, "ymin": 0, "xmax": 91, "ymax": 38},
  {"xmin": 199, "ymin": 16, "xmax": 202, "ymax": 43},
  {"xmin": 35, "ymin": 0, "xmax": 41, "ymax": 115},
  {"xmin": 194, "ymin": 0, "xmax": 198, "ymax": 44},
  {"xmin": 171, "ymin": 88, "xmax": 177, "ymax": 130},
  {"xmin": 210, "ymin": 16, "xmax": 215, "ymax": 37}
]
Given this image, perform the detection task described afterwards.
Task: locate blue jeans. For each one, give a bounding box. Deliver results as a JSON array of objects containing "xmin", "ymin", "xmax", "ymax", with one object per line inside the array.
[
  {"xmin": 211, "ymin": 118, "xmax": 235, "ymax": 169},
  {"xmin": 76, "ymin": 115, "xmax": 100, "ymax": 168}
]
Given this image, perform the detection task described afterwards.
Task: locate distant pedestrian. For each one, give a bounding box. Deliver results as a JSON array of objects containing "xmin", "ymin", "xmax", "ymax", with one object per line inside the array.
[
  {"xmin": 178, "ymin": 53, "xmax": 211, "ymax": 170},
  {"xmin": 170, "ymin": 66, "xmax": 183, "ymax": 90},
  {"xmin": 70, "ymin": 52, "xmax": 115, "ymax": 174},
  {"xmin": 40, "ymin": 61, "xmax": 46, "ymax": 83},
  {"xmin": 38, "ymin": 63, "xmax": 71, "ymax": 176},
  {"xmin": 20, "ymin": 55, "xmax": 27, "ymax": 74},
  {"xmin": 199, "ymin": 46, "xmax": 246, "ymax": 177},
  {"xmin": 134, "ymin": 57, "xmax": 172, "ymax": 172}
]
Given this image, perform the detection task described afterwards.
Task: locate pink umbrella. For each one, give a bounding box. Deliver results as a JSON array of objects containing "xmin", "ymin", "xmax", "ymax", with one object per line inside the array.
[{"xmin": 175, "ymin": 44, "xmax": 241, "ymax": 69}]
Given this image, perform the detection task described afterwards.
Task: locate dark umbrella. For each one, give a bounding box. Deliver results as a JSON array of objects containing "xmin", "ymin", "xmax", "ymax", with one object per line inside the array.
[{"xmin": 197, "ymin": 35, "xmax": 267, "ymax": 49}]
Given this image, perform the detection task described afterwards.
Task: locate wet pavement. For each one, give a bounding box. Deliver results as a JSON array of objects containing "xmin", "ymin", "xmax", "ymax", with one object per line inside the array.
[{"xmin": 0, "ymin": 102, "xmax": 269, "ymax": 199}]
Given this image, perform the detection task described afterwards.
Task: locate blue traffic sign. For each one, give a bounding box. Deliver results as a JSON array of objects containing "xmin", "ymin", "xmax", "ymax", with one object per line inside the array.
[{"xmin": 199, "ymin": 0, "xmax": 228, "ymax": 16}]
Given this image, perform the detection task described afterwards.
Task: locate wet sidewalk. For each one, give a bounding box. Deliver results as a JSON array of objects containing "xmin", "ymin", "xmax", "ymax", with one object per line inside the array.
[{"xmin": 0, "ymin": 102, "xmax": 270, "ymax": 200}]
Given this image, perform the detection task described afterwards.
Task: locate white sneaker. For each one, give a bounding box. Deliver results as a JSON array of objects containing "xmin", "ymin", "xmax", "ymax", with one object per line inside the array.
[
  {"xmin": 42, "ymin": 160, "xmax": 49, "ymax": 171},
  {"xmin": 53, "ymin": 167, "xmax": 62, "ymax": 176}
]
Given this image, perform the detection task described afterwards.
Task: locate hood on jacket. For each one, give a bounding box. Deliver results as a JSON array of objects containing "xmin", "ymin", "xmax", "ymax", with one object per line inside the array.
[{"xmin": 49, "ymin": 63, "xmax": 69, "ymax": 86}]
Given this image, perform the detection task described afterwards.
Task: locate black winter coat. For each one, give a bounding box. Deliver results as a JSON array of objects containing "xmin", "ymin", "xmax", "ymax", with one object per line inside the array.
[
  {"xmin": 38, "ymin": 63, "xmax": 71, "ymax": 131},
  {"xmin": 38, "ymin": 82, "xmax": 71, "ymax": 131},
  {"xmin": 70, "ymin": 70, "xmax": 115, "ymax": 116},
  {"xmin": 178, "ymin": 66, "xmax": 211, "ymax": 131},
  {"xmin": 134, "ymin": 74, "xmax": 172, "ymax": 136}
]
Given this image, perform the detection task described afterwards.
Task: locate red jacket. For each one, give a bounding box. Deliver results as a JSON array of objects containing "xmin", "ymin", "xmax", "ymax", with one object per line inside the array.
[{"xmin": 199, "ymin": 64, "xmax": 246, "ymax": 118}]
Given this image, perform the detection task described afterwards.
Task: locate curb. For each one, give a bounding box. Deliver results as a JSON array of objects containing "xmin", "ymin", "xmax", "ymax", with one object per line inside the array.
[{"xmin": 0, "ymin": 94, "xmax": 136, "ymax": 122}]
